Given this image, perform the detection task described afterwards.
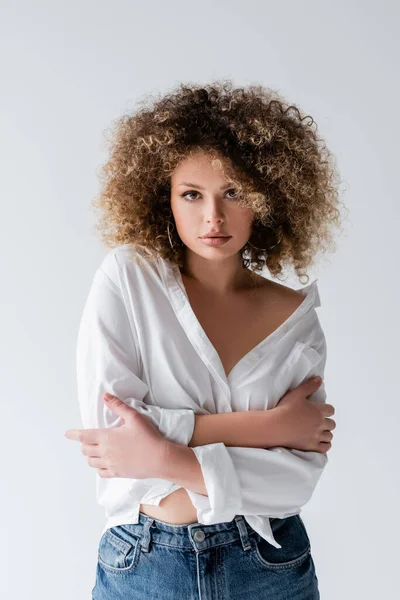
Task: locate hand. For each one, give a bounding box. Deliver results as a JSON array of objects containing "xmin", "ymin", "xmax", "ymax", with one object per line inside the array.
[
  {"xmin": 274, "ymin": 377, "xmax": 336, "ymax": 453},
  {"xmin": 64, "ymin": 393, "xmax": 170, "ymax": 479}
]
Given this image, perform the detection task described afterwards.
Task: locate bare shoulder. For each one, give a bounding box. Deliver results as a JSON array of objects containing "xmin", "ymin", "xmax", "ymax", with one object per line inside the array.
[{"xmin": 250, "ymin": 273, "xmax": 305, "ymax": 312}]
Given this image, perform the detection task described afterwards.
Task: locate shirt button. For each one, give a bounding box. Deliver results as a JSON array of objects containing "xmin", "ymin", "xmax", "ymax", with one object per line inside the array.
[{"xmin": 193, "ymin": 530, "xmax": 205, "ymax": 542}]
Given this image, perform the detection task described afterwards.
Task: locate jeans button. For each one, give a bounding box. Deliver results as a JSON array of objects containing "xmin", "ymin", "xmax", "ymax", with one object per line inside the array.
[{"xmin": 193, "ymin": 530, "xmax": 205, "ymax": 542}]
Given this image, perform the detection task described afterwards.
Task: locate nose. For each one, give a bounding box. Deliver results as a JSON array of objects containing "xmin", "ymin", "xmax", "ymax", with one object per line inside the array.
[{"xmin": 204, "ymin": 197, "xmax": 225, "ymax": 224}]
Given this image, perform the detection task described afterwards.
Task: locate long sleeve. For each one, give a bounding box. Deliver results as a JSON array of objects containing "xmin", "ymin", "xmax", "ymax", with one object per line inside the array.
[
  {"xmin": 184, "ymin": 317, "xmax": 329, "ymax": 524},
  {"xmin": 76, "ymin": 265, "xmax": 195, "ymax": 446}
]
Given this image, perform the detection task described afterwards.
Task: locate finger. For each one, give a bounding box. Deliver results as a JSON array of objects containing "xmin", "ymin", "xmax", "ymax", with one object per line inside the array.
[
  {"xmin": 88, "ymin": 457, "xmax": 106, "ymax": 468},
  {"xmin": 324, "ymin": 417, "xmax": 336, "ymax": 431},
  {"xmin": 64, "ymin": 429, "xmax": 99, "ymax": 444},
  {"xmin": 97, "ymin": 468, "xmax": 111, "ymax": 478},
  {"xmin": 81, "ymin": 443, "xmax": 103, "ymax": 457},
  {"xmin": 299, "ymin": 376, "xmax": 323, "ymax": 397},
  {"xmin": 322, "ymin": 404, "xmax": 335, "ymax": 417},
  {"xmin": 318, "ymin": 441, "xmax": 331, "ymax": 452},
  {"xmin": 320, "ymin": 430, "xmax": 333, "ymax": 442}
]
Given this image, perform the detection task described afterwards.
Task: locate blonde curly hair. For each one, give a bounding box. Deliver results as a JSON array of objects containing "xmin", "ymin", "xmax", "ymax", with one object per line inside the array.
[{"xmin": 92, "ymin": 79, "xmax": 346, "ymax": 283}]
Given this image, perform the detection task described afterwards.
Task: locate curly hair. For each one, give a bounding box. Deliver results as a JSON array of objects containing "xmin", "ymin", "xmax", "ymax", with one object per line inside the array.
[{"xmin": 92, "ymin": 79, "xmax": 346, "ymax": 283}]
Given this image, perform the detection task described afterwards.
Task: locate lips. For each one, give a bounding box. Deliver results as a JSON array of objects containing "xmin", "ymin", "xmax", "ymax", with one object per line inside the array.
[{"xmin": 200, "ymin": 234, "xmax": 231, "ymax": 238}]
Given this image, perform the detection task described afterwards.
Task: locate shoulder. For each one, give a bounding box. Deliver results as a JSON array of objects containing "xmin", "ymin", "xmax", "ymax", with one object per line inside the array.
[
  {"xmin": 252, "ymin": 274, "xmax": 306, "ymax": 313},
  {"xmin": 98, "ymin": 244, "xmax": 164, "ymax": 298},
  {"xmin": 98, "ymin": 244, "xmax": 152, "ymax": 282},
  {"xmin": 100, "ymin": 243, "xmax": 141, "ymax": 268},
  {"xmin": 270, "ymin": 280, "xmax": 305, "ymax": 308},
  {"xmin": 259, "ymin": 277, "xmax": 326, "ymax": 357}
]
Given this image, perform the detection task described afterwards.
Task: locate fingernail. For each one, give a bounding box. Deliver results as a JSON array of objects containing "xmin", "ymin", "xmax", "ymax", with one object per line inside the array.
[{"xmin": 313, "ymin": 376, "xmax": 321, "ymax": 383}]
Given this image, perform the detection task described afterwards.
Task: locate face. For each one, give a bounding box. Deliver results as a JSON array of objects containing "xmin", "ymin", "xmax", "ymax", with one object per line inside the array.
[{"xmin": 170, "ymin": 150, "xmax": 254, "ymax": 260}]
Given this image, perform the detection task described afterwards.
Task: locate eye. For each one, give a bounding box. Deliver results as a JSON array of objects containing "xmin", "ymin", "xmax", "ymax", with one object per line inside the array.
[
  {"xmin": 181, "ymin": 191, "xmax": 200, "ymax": 202},
  {"xmin": 180, "ymin": 189, "xmax": 239, "ymax": 202}
]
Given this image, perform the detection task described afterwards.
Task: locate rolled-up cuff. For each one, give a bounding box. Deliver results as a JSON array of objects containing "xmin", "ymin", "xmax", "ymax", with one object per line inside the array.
[
  {"xmin": 185, "ymin": 443, "xmax": 243, "ymax": 524},
  {"xmin": 159, "ymin": 407, "xmax": 196, "ymax": 446}
]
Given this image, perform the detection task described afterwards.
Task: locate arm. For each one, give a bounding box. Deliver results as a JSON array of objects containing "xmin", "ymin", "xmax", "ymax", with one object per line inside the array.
[
  {"xmin": 163, "ymin": 442, "xmax": 208, "ymax": 495},
  {"xmin": 160, "ymin": 321, "xmax": 329, "ymax": 523},
  {"xmin": 76, "ymin": 266, "xmax": 195, "ymax": 446},
  {"xmin": 190, "ymin": 409, "xmax": 285, "ymax": 449}
]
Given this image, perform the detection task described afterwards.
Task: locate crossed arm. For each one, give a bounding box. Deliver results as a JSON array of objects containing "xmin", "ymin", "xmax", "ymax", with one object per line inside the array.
[
  {"xmin": 188, "ymin": 409, "xmax": 283, "ymax": 449},
  {"xmin": 78, "ymin": 264, "xmax": 328, "ymax": 522},
  {"xmin": 161, "ymin": 409, "xmax": 284, "ymax": 496}
]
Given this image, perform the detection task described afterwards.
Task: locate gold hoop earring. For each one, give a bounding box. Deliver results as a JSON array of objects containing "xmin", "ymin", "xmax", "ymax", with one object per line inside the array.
[
  {"xmin": 247, "ymin": 240, "xmax": 269, "ymax": 251},
  {"xmin": 247, "ymin": 230, "xmax": 282, "ymax": 252},
  {"xmin": 167, "ymin": 220, "xmax": 184, "ymax": 250},
  {"xmin": 166, "ymin": 220, "xmax": 174, "ymax": 249},
  {"xmin": 247, "ymin": 240, "xmax": 280, "ymax": 251}
]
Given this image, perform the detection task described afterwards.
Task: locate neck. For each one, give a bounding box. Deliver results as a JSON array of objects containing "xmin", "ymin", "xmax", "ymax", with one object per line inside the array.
[{"xmin": 180, "ymin": 251, "xmax": 255, "ymax": 296}]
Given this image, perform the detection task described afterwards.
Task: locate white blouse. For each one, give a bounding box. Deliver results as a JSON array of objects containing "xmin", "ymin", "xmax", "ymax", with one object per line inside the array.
[{"xmin": 76, "ymin": 244, "xmax": 328, "ymax": 549}]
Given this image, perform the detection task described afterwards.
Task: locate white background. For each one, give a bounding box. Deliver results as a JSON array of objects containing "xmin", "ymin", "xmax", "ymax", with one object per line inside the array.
[{"xmin": 1, "ymin": 1, "xmax": 399, "ymax": 598}]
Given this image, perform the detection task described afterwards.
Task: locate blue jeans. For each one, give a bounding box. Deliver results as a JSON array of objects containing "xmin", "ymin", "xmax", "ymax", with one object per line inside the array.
[{"xmin": 92, "ymin": 511, "xmax": 320, "ymax": 599}]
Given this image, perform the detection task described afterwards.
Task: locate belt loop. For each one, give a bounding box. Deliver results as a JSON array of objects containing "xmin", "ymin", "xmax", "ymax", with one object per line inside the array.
[
  {"xmin": 140, "ymin": 517, "xmax": 154, "ymax": 553},
  {"xmin": 234, "ymin": 515, "xmax": 252, "ymax": 552}
]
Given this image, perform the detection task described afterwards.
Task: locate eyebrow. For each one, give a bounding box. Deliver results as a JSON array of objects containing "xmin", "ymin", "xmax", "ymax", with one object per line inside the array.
[{"xmin": 177, "ymin": 182, "xmax": 233, "ymax": 190}]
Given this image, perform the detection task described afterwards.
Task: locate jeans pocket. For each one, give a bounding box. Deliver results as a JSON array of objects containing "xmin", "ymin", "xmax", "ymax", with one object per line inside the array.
[
  {"xmin": 250, "ymin": 515, "xmax": 311, "ymax": 571},
  {"xmin": 97, "ymin": 526, "xmax": 141, "ymax": 574}
]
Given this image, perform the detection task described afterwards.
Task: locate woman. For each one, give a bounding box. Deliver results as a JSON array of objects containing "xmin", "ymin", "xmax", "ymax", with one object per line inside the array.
[{"xmin": 67, "ymin": 80, "xmax": 342, "ymax": 599}]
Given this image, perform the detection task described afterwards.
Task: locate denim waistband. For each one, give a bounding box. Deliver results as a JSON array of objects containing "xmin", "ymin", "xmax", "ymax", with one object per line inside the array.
[{"xmin": 113, "ymin": 511, "xmax": 263, "ymax": 554}]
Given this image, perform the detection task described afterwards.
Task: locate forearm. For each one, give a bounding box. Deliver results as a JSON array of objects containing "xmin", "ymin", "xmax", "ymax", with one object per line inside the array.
[
  {"xmin": 162, "ymin": 442, "xmax": 208, "ymax": 495},
  {"xmin": 159, "ymin": 408, "xmax": 291, "ymax": 499},
  {"xmin": 189, "ymin": 408, "xmax": 283, "ymax": 449}
]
